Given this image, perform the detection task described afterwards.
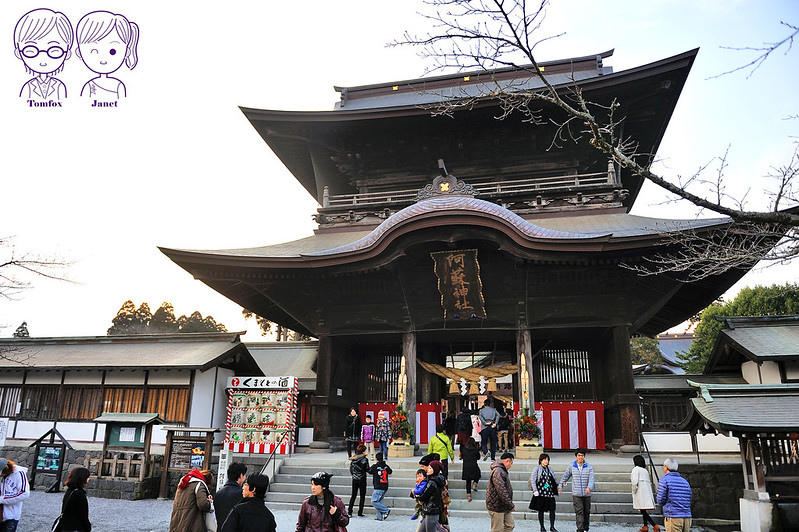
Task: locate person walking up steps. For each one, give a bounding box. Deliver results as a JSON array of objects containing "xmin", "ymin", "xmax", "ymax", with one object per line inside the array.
[
  {"xmin": 486, "ymin": 452, "xmax": 515, "ymax": 532},
  {"xmin": 656, "ymin": 458, "xmax": 692, "ymax": 532},
  {"xmin": 560, "ymin": 449, "xmax": 594, "ymax": 532}
]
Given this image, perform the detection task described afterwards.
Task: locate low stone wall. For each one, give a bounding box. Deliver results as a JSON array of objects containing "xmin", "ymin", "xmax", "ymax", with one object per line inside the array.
[{"xmin": 678, "ymin": 463, "xmax": 743, "ymax": 521}]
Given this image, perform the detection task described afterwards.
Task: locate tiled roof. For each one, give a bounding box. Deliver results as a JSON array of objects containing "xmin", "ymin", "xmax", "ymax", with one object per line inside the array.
[
  {"xmin": 686, "ymin": 382, "xmax": 799, "ymax": 433},
  {"xmin": 0, "ymin": 333, "xmax": 255, "ymax": 371},
  {"xmin": 247, "ymin": 342, "xmax": 317, "ymax": 391}
]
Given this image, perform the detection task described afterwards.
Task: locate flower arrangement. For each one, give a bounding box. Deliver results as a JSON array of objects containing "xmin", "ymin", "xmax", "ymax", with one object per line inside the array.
[
  {"xmin": 514, "ymin": 412, "xmax": 541, "ymax": 440},
  {"xmin": 389, "ymin": 405, "xmax": 414, "ymax": 441}
]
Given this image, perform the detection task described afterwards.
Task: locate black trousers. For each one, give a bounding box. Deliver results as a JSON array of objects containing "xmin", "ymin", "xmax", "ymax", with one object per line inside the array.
[{"xmin": 349, "ymin": 478, "xmax": 366, "ymax": 515}]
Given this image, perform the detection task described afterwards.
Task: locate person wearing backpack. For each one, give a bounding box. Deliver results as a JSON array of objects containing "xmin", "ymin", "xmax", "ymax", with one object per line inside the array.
[
  {"xmin": 497, "ymin": 408, "xmax": 511, "ymax": 452},
  {"xmin": 426, "ymin": 424, "xmax": 455, "ymax": 479}
]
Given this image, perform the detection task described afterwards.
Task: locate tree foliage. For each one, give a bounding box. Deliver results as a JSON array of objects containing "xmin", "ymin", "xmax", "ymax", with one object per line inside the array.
[
  {"xmin": 107, "ymin": 301, "xmax": 227, "ymax": 335},
  {"xmin": 679, "ymin": 283, "xmax": 799, "ymax": 373},
  {"xmin": 394, "ymin": 1, "xmax": 799, "ymax": 276},
  {"xmin": 630, "ymin": 336, "xmax": 663, "ymax": 368},
  {"xmin": 241, "ymin": 309, "xmax": 312, "ymax": 341}
]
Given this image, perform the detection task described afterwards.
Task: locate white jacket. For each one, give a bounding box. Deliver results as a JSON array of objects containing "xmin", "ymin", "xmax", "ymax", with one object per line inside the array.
[
  {"xmin": 1, "ymin": 465, "xmax": 30, "ymax": 521},
  {"xmin": 631, "ymin": 465, "xmax": 655, "ymax": 510}
]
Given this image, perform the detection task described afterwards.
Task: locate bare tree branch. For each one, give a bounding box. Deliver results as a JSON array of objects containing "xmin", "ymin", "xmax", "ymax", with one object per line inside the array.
[
  {"xmin": 709, "ymin": 21, "xmax": 799, "ymax": 79},
  {"xmin": 0, "ymin": 236, "xmax": 72, "ymax": 300},
  {"xmin": 394, "ymin": 0, "xmax": 799, "ymax": 273}
]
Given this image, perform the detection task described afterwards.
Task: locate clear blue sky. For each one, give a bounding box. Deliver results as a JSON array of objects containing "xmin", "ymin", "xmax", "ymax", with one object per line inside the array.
[{"xmin": 1, "ymin": 1, "xmax": 797, "ymax": 338}]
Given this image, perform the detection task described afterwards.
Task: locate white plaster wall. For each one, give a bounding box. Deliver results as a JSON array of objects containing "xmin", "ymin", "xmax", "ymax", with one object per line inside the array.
[
  {"xmin": 13, "ymin": 420, "xmax": 54, "ymax": 439},
  {"xmin": 697, "ymin": 433, "xmax": 740, "ymax": 452},
  {"xmin": 63, "ymin": 371, "xmax": 103, "ymax": 385},
  {"xmin": 641, "ymin": 432, "xmax": 694, "ymax": 452},
  {"xmin": 105, "ymin": 371, "xmax": 145, "ymax": 385},
  {"xmin": 642, "ymin": 432, "xmax": 740, "ymax": 452},
  {"xmin": 742, "ymin": 361, "xmax": 782, "ymax": 384},
  {"xmin": 759, "ymin": 361, "xmax": 782, "ymax": 384},
  {"xmin": 148, "ymin": 370, "xmax": 191, "ymax": 385},
  {"xmin": 298, "ymin": 427, "xmax": 313, "ymax": 446},
  {"xmin": 740, "ymin": 497, "xmax": 773, "ymax": 532},
  {"xmin": 151, "ymin": 425, "xmax": 168, "ymax": 446},
  {"xmin": 189, "ymin": 368, "xmax": 217, "ymax": 428},
  {"xmin": 25, "ymin": 371, "xmax": 61, "ymax": 385},
  {"xmin": 0, "ymin": 371, "xmax": 24, "ymax": 385},
  {"xmin": 212, "ymin": 368, "xmax": 234, "ymax": 443},
  {"xmin": 55, "ymin": 422, "xmax": 98, "ymax": 442}
]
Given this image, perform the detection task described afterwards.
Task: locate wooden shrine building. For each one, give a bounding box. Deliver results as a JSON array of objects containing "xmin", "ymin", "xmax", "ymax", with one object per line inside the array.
[{"xmin": 161, "ymin": 49, "xmax": 765, "ymax": 448}]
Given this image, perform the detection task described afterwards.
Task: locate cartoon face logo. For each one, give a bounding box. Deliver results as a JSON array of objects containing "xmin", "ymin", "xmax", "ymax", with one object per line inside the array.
[
  {"xmin": 78, "ymin": 29, "xmax": 127, "ymax": 74},
  {"xmin": 18, "ymin": 39, "xmax": 70, "ymax": 75}
]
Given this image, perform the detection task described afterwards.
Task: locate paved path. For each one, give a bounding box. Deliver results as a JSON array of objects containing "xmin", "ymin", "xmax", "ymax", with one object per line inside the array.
[{"xmin": 21, "ymin": 489, "xmax": 725, "ymax": 532}]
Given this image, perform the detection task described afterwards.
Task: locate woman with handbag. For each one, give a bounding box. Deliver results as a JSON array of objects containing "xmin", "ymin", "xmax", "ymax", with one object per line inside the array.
[
  {"xmin": 528, "ymin": 453, "xmax": 558, "ymax": 532},
  {"xmin": 631, "ymin": 455, "xmax": 659, "ymax": 532},
  {"xmin": 54, "ymin": 467, "xmax": 92, "ymax": 532},
  {"xmin": 169, "ymin": 469, "xmax": 216, "ymax": 532}
]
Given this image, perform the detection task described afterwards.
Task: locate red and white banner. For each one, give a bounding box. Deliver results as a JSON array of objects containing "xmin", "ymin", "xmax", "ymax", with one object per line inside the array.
[
  {"xmin": 359, "ymin": 403, "xmax": 443, "ymax": 444},
  {"xmin": 513, "ymin": 401, "xmax": 605, "ymax": 450},
  {"xmin": 224, "ymin": 441, "xmax": 294, "ymax": 454}
]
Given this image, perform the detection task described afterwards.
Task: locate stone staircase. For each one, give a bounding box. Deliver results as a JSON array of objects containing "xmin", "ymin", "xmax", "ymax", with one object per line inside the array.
[{"xmin": 264, "ymin": 453, "xmax": 655, "ymax": 525}]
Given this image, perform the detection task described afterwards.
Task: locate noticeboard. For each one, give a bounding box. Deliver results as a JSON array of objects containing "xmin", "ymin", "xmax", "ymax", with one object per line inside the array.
[
  {"xmin": 168, "ymin": 438, "xmax": 206, "ymax": 470},
  {"xmin": 107, "ymin": 424, "xmax": 146, "ymax": 449},
  {"xmin": 224, "ymin": 375, "xmax": 298, "ymax": 454},
  {"xmin": 35, "ymin": 445, "xmax": 63, "ymax": 472}
]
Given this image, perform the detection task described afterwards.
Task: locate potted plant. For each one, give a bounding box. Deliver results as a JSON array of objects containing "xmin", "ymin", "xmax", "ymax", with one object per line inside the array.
[
  {"xmin": 389, "ymin": 406, "xmax": 414, "ymax": 444},
  {"xmin": 514, "ymin": 411, "xmax": 541, "ymax": 446}
]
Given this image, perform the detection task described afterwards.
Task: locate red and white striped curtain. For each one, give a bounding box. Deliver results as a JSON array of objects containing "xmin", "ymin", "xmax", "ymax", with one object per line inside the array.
[{"xmin": 514, "ymin": 401, "xmax": 605, "ymax": 450}]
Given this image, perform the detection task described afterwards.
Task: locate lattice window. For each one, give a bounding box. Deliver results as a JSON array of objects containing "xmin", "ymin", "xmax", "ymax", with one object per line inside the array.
[
  {"xmin": 639, "ymin": 395, "xmax": 691, "ymax": 430},
  {"xmin": 19, "ymin": 385, "xmax": 59, "ymax": 419},
  {"xmin": 60, "ymin": 387, "xmax": 103, "ymax": 420},
  {"xmin": 536, "ymin": 348, "xmax": 593, "ymax": 400},
  {"xmin": 145, "ymin": 388, "xmax": 190, "ymax": 424},
  {"xmin": 103, "ymin": 387, "xmax": 144, "ymax": 414},
  {"xmin": 0, "ymin": 386, "xmax": 21, "ymax": 418},
  {"xmin": 365, "ymin": 353, "xmax": 401, "ymax": 402}
]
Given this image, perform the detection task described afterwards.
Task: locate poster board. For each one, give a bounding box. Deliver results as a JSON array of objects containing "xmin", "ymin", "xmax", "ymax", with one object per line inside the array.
[{"xmin": 224, "ymin": 376, "xmax": 298, "ymax": 454}]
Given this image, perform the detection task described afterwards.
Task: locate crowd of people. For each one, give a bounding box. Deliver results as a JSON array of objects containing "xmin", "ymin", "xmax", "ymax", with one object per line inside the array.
[{"xmin": 0, "ymin": 399, "xmax": 693, "ymax": 532}]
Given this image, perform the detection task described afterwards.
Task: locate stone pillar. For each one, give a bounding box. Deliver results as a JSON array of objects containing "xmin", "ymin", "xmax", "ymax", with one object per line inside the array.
[
  {"xmin": 403, "ymin": 331, "xmax": 417, "ymax": 438},
  {"xmin": 311, "ymin": 335, "xmax": 333, "ymax": 442}
]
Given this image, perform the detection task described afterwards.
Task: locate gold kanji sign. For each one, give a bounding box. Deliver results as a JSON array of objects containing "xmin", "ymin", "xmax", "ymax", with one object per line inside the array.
[{"xmin": 431, "ymin": 249, "xmax": 487, "ymax": 319}]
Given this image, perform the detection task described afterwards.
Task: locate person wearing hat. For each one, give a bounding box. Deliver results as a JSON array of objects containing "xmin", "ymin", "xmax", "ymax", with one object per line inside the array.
[
  {"xmin": 375, "ymin": 411, "xmax": 391, "ymax": 460},
  {"xmin": 560, "ymin": 449, "xmax": 594, "ymax": 532},
  {"xmin": 414, "ymin": 460, "xmax": 446, "ymax": 532},
  {"xmin": 0, "ymin": 458, "xmax": 30, "ymax": 532},
  {"xmin": 486, "ymin": 452, "xmax": 515, "ymax": 532},
  {"xmin": 296, "ymin": 471, "xmax": 349, "ymax": 532}
]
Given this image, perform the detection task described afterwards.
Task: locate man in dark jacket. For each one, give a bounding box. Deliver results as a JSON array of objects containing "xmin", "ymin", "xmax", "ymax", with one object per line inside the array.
[
  {"xmin": 214, "ymin": 462, "xmax": 247, "ymax": 527},
  {"xmin": 486, "ymin": 452, "xmax": 515, "ymax": 532},
  {"xmin": 348, "ymin": 444, "xmax": 370, "ymax": 516},
  {"xmin": 219, "ymin": 473, "xmax": 276, "ymax": 532},
  {"xmin": 656, "ymin": 458, "xmax": 692, "ymax": 532}
]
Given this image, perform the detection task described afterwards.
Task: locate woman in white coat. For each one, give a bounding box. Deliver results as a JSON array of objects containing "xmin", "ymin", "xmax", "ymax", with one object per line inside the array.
[{"xmin": 631, "ymin": 454, "xmax": 659, "ymax": 532}]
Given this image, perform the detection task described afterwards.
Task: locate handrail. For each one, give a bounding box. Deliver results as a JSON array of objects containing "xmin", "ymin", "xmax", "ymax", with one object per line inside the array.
[
  {"xmin": 639, "ymin": 399, "xmax": 660, "ymax": 484},
  {"xmin": 259, "ymin": 429, "xmax": 293, "ymax": 487},
  {"xmin": 323, "ymin": 171, "xmax": 613, "ymax": 208}
]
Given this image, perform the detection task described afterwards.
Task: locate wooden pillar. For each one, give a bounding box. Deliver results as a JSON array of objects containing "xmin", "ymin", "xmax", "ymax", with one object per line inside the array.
[
  {"xmin": 603, "ymin": 325, "xmax": 640, "ymax": 447},
  {"xmin": 312, "ymin": 335, "xmax": 333, "ymax": 441},
  {"xmin": 403, "ymin": 332, "xmax": 417, "ymax": 439},
  {"xmin": 516, "ymin": 323, "xmax": 533, "ymax": 412}
]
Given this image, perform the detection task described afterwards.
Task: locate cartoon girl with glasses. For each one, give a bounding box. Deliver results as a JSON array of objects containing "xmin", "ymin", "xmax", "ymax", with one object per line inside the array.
[
  {"xmin": 14, "ymin": 9, "xmax": 73, "ymax": 101},
  {"xmin": 75, "ymin": 11, "xmax": 139, "ymax": 100}
]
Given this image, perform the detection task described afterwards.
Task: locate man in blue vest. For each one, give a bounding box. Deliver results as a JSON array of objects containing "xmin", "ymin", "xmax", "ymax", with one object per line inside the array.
[
  {"xmin": 656, "ymin": 458, "xmax": 692, "ymax": 532},
  {"xmin": 560, "ymin": 449, "xmax": 594, "ymax": 532}
]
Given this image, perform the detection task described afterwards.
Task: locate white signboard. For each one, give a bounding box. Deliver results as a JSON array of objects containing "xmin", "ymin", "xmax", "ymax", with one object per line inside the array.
[
  {"xmin": 0, "ymin": 418, "xmax": 8, "ymax": 447},
  {"xmin": 226, "ymin": 376, "xmax": 295, "ymax": 390}
]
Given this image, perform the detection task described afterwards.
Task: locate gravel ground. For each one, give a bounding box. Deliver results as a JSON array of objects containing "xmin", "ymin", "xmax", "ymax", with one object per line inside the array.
[{"xmin": 21, "ymin": 490, "xmax": 722, "ymax": 532}]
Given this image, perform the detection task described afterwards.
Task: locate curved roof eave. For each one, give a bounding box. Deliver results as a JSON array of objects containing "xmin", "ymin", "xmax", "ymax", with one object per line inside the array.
[
  {"xmin": 159, "ymin": 198, "xmax": 734, "ymax": 272},
  {"xmin": 239, "ymin": 49, "xmax": 698, "ymax": 123}
]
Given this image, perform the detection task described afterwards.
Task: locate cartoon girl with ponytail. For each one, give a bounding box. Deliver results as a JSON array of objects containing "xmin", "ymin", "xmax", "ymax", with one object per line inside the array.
[{"xmin": 75, "ymin": 11, "xmax": 139, "ymax": 99}]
